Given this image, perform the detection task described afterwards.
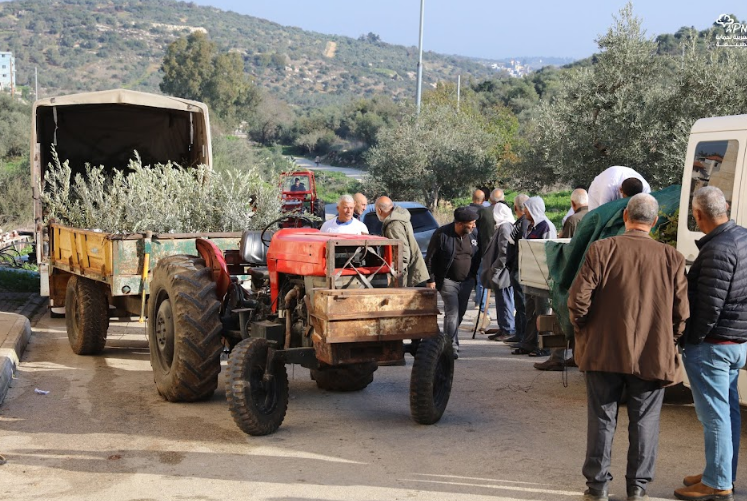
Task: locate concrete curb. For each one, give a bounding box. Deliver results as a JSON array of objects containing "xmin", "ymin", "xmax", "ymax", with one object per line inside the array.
[{"xmin": 0, "ymin": 312, "xmax": 32, "ymax": 405}]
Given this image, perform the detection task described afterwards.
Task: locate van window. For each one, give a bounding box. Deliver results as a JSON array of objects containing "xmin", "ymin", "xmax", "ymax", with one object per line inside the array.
[{"xmin": 688, "ymin": 140, "xmax": 738, "ymax": 231}]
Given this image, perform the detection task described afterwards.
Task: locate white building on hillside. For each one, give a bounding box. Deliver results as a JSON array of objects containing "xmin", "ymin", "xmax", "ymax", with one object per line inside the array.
[{"xmin": 0, "ymin": 52, "xmax": 16, "ymax": 91}]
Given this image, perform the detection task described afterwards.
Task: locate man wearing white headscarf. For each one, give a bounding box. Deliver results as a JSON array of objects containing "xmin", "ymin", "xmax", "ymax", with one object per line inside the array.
[
  {"xmin": 512, "ymin": 196, "xmax": 557, "ymax": 355},
  {"xmin": 481, "ymin": 201, "xmax": 516, "ymax": 340}
]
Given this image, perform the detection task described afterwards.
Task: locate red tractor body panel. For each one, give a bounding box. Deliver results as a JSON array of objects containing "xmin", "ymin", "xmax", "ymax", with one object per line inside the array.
[{"xmin": 266, "ymin": 229, "xmax": 395, "ymax": 309}]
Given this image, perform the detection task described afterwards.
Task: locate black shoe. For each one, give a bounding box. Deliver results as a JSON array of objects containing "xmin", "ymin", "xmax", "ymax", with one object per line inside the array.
[
  {"xmin": 503, "ymin": 335, "xmax": 520, "ymax": 343},
  {"xmin": 453, "ymin": 352, "xmax": 459, "ymax": 360},
  {"xmin": 583, "ymin": 487, "xmax": 609, "ymax": 501},
  {"xmin": 627, "ymin": 486, "xmax": 649, "ymax": 501}
]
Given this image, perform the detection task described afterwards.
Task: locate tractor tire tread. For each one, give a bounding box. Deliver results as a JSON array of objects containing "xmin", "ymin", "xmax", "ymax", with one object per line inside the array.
[
  {"xmin": 148, "ymin": 255, "xmax": 223, "ymax": 402},
  {"xmin": 410, "ymin": 334, "xmax": 454, "ymax": 425},
  {"xmin": 226, "ymin": 338, "xmax": 289, "ymax": 436},
  {"xmin": 66, "ymin": 275, "xmax": 109, "ymax": 355}
]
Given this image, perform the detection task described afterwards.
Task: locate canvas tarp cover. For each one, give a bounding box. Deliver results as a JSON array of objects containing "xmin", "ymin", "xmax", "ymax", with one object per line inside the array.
[{"xmin": 544, "ymin": 185, "xmax": 682, "ymax": 339}]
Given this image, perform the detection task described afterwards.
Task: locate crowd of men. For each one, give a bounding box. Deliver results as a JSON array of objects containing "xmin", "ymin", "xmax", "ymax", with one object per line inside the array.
[{"xmin": 318, "ymin": 164, "xmax": 745, "ymax": 501}]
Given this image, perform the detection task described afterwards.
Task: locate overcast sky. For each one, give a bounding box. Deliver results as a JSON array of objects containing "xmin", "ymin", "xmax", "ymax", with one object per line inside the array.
[{"xmin": 187, "ymin": 1, "xmax": 741, "ymax": 60}]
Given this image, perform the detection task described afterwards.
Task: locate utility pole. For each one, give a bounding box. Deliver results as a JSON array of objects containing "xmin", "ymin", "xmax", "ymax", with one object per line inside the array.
[
  {"xmin": 415, "ymin": 0, "xmax": 425, "ymax": 115},
  {"xmin": 457, "ymin": 75, "xmax": 461, "ymax": 112}
]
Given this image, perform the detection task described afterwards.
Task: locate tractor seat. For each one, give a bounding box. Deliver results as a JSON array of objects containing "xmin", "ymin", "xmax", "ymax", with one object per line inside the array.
[{"xmin": 240, "ymin": 230, "xmax": 274, "ymax": 265}]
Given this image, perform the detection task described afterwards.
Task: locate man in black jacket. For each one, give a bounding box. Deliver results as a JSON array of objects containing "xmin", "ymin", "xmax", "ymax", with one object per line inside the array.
[
  {"xmin": 675, "ymin": 186, "xmax": 747, "ymax": 501},
  {"xmin": 425, "ymin": 207, "xmax": 480, "ymax": 359}
]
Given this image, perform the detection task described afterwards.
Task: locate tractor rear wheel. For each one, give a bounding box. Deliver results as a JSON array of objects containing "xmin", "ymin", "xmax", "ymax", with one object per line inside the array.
[
  {"xmin": 310, "ymin": 362, "xmax": 378, "ymax": 392},
  {"xmin": 226, "ymin": 337, "xmax": 289, "ymax": 436},
  {"xmin": 147, "ymin": 255, "xmax": 223, "ymax": 402},
  {"xmin": 409, "ymin": 334, "xmax": 453, "ymax": 424},
  {"xmin": 65, "ymin": 275, "xmax": 109, "ymax": 355}
]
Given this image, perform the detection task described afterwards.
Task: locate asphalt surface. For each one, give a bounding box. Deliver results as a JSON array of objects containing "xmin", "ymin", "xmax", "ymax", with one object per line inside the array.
[{"xmin": 2, "ymin": 302, "xmax": 746, "ymax": 501}]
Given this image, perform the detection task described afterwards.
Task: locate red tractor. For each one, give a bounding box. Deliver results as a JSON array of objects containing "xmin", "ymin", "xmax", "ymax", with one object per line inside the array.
[
  {"xmin": 279, "ymin": 171, "xmax": 325, "ymax": 225},
  {"xmin": 146, "ymin": 218, "xmax": 453, "ymax": 436}
]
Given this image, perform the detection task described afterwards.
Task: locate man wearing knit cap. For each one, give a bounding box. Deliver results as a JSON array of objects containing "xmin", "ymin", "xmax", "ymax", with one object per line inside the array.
[{"xmin": 425, "ymin": 206, "xmax": 480, "ymax": 359}]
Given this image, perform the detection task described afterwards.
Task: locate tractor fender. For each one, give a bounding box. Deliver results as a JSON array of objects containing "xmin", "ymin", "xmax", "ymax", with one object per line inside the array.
[{"xmin": 195, "ymin": 238, "xmax": 231, "ymax": 299}]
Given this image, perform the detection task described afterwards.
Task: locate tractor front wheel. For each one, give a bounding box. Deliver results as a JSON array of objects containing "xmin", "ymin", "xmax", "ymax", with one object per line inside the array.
[
  {"xmin": 409, "ymin": 334, "xmax": 453, "ymax": 424},
  {"xmin": 226, "ymin": 338, "xmax": 289, "ymax": 436}
]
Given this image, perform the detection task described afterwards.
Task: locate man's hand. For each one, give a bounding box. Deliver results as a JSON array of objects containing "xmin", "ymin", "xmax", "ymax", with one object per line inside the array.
[{"xmin": 426, "ymin": 282, "xmax": 436, "ymax": 289}]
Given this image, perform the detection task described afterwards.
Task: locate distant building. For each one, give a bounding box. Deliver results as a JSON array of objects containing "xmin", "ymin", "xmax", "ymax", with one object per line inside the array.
[{"xmin": 0, "ymin": 51, "xmax": 15, "ymax": 91}]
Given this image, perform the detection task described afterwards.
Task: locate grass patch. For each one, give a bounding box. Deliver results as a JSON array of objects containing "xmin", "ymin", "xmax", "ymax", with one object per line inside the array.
[
  {"xmin": 442, "ymin": 189, "xmax": 572, "ymax": 229},
  {"xmin": 0, "ymin": 268, "xmax": 40, "ymax": 293},
  {"xmin": 313, "ymin": 169, "xmax": 363, "ymax": 205}
]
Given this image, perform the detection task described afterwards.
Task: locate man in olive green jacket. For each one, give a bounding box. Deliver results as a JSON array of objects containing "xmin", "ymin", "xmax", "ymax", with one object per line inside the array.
[{"xmin": 375, "ymin": 196, "xmax": 429, "ymax": 286}]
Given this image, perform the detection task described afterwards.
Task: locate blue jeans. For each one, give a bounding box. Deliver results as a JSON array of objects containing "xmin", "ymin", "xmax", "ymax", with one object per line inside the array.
[
  {"xmin": 440, "ymin": 277, "xmax": 475, "ymax": 353},
  {"xmin": 493, "ymin": 285, "xmax": 515, "ymax": 334},
  {"xmin": 683, "ymin": 341, "xmax": 747, "ymax": 490},
  {"xmin": 474, "ymin": 263, "xmax": 488, "ymax": 311},
  {"xmin": 509, "ymin": 268, "xmax": 525, "ymax": 341}
]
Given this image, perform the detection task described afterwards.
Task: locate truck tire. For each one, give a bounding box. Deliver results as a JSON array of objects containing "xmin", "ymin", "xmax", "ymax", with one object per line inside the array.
[
  {"xmin": 226, "ymin": 337, "xmax": 289, "ymax": 436},
  {"xmin": 65, "ymin": 276, "xmax": 109, "ymax": 355},
  {"xmin": 409, "ymin": 334, "xmax": 453, "ymax": 424},
  {"xmin": 310, "ymin": 362, "xmax": 378, "ymax": 392},
  {"xmin": 147, "ymin": 255, "xmax": 223, "ymax": 402}
]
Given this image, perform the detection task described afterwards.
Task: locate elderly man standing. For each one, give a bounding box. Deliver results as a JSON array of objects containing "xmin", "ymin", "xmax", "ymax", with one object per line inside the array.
[
  {"xmin": 560, "ymin": 188, "xmax": 589, "ymax": 238},
  {"xmin": 675, "ymin": 187, "xmax": 747, "ymax": 501},
  {"xmin": 320, "ymin": 194, "xmax": 369, "ymax": 235},
  {"xmin": 353, "ymin": 192, "xmax": 368, "ymax": 220},
  {"xmin": 568, "ymin": 193, "xmax": 689, "ymax": 501},
  {"xmin": 502, "ymin": 194, "xmax": 530, "ymax": 344},
  {"xmin": 374, "ymin": 196, "xmax": 429, "ymax": 287},
  {"xmin": 425, "ymin": 207, "xmax": 480, "ymax": 359},
  {"xmin": 535, "ymin": 188, "xmax": 589, "ymax": 370}
]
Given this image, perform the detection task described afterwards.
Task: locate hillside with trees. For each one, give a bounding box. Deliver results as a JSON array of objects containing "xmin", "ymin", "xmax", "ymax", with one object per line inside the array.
[{"xmin": 0, "ymin": 0, "xmax": 497, "ymax": 107}]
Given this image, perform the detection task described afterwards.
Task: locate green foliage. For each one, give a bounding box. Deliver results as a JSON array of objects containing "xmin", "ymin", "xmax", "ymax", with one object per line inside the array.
[
  {"xmin": 0, "ymin": 268, "xmax": 40, "ymax": 292},
  {"xmin": 504, "ymin": 3, "xmax": 747, "ymax": 192},
  {"xmin": 160, "ymin": 32, "xmax": 260, "ymax": 125},
  {"xmin": 365, "ymin": 103, "xmax": 501, "ymax": 210},
  {"xmin": 40, "ymin": 148, "xmax": 281, "ymax": 233},
  {"xmin": 0, "ymin": 95, "xmax": 31, "ymax": 160},
  {"xmin": 0, "ymin": 0, "xmax": 494, "ymax": 108},
  {"xmin": 313, "ymin": 170, "xmax": 363, "ymax": 205},
  {"xmin": 0, "ymin": 158, "xmax": 32, "ymax": 227}
]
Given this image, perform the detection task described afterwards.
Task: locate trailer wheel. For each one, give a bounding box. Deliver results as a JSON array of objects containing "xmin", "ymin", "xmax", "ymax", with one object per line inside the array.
[
  {"xmin": 147, "ymin": 255, "xmax": 223, "ymax": 402},
  {"xmin": 65, "ymin": 276, "xmax": 109, "ymax": 355},
  {"xmin": 226, "ymin": 337, "xmax": 289, "ymax": 436},
  {"xmin": 410, "ymin": 334, "xmax": 453, "ymax": 424},
  {"xmin": 310, "ymin": 362, "xmax": 378, "ymax": 392}
]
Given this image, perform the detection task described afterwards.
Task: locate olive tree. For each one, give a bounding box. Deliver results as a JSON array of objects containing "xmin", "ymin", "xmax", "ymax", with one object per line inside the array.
[{"xmin": 365, "ymin": 104, "xmax": 497, "ymax": 210}]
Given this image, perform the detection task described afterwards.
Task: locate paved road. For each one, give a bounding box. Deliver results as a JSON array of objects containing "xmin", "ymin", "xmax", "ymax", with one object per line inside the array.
[
  {"xmin": 293, "ymin": 157, "xmax": 365, "ymax": 182},
  {"xmin": 1, "ymin": 309, "xmax": 746, "ymax": 501}
]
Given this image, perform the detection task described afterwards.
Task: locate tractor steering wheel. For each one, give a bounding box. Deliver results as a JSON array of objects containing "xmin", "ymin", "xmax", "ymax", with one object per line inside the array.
[{"xmin": 260, "ymin": 215, "xmax": 315, "ymax": 247}]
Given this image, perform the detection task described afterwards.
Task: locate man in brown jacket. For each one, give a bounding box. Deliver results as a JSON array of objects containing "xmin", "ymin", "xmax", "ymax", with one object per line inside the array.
[{"xmin": 568, "ymin": 193, "xmax": 689, "ymax": 501}]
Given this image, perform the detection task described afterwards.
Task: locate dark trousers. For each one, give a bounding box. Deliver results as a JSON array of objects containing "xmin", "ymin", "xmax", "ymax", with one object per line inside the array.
[
  {"xmin": 439, "ymin": 277, "xmax": 474, "ymax": 353},
  {"xmin": 583, "ymin": 371, "xmax": 665, "ymax": 492},
  {"xmin": 510, "ymin": 268, "xmax": 525, "ymax": 340},
  {"xmin": 519, "ymin": 294, "xmax": 550, "ymax": 351}
]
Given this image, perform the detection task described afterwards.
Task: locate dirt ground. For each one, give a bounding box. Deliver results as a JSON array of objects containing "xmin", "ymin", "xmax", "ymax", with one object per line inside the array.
[{"xmin": 0, "ymin": 312, "xmax": 746, "ymax": 501}]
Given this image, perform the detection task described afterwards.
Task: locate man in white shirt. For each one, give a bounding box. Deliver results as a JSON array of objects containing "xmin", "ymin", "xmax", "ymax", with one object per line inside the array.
[
  {"xmin": 587, "ymin": 166, "xmax": 651, "ymax": 210},
  {"xmin": 320, "ymin": 194, "xmax": 369, "ymax": 235}
]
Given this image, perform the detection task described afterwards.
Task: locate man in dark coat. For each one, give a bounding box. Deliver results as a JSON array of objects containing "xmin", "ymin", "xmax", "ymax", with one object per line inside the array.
[
  {"xmin": 568, "ymin": 193, "xmax": 689, "ymax": 501},
  {"xmin": 675, "ymin": 186, "xmax": 747, "ymax": 501},
  {"xmin": 425, "ymin": 207, "xmax": 479, "ymax": 359}
]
